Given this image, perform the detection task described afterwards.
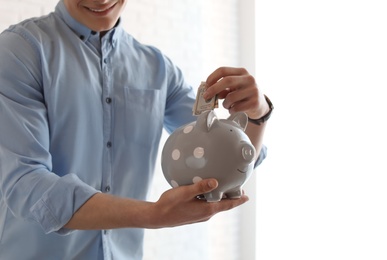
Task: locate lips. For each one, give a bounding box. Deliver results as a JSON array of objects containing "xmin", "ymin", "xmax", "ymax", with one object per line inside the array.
[{"xmin": 85, "ymin": 3, "xmax": 116, "ymax": 14}]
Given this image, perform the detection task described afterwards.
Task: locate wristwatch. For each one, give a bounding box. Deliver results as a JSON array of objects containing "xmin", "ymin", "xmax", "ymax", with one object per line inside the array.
[{"xmin": 248, "ymin": 95, "xmax": 274, "ymax": 125}]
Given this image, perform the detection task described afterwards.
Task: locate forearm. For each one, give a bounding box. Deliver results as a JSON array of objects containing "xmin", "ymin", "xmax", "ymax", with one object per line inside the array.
[
  {"xmin": 245, "ymin": 92, "xmax": 272, "ymax": 162},
  {"xmin": 64, "ymin": 179, "xmax": 249, "ymax": 231},
  {"xmin": 64, "ymin": 193, "xmax": 154, "ymax": 230},
  {"xmin": 246, "ymin": 121, "xmax": 268, "ymax": 162}
]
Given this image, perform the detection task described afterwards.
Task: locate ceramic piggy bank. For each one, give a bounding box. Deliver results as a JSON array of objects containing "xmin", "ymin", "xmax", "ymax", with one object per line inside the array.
[{"xmin": 161, "ymin": 110, "xmax": 256, "ymax": 202}]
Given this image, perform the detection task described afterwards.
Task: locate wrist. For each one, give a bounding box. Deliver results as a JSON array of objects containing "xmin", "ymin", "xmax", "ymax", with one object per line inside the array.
[
  {"xmin": 248, "ymin": 95, "xmax": 274, "ymax": 125},
  {"xmin": 128, "ymin": 200, "xmax": 158, "ymax": 229}
]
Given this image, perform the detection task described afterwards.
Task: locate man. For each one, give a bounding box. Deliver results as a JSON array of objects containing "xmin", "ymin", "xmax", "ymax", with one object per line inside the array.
[{"xmin": 0, "ymin": 0, "xmax": 272, "ymax": 259}]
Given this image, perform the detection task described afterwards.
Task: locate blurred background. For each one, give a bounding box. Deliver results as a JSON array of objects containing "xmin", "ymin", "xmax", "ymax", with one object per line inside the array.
[{"xmin": 1, "ymin": 0, "xmax": 386, "ymax": 259}]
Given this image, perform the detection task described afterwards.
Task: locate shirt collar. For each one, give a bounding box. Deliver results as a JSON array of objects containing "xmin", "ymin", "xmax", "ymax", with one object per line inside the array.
[{"xmin": 55, "ymin": 0, "xmax": 121, "ymax": 44}]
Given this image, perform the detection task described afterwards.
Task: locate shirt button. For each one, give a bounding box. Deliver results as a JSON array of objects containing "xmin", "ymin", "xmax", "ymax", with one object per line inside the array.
[
  {"xmin": 105, "ymin": 186, "xmax": 111, "ymax": 192},
  {"xmin": 107, "ymin": 141, "xmax": 112, "ymax": 148},
  {"xmin": 80, "ymin": 35, "xmax": 85, "ymax": 40},
  {"xmin": 103, "ymin": 58, "xmax": 107, "ymax": 64},
  {"xmin": 106, "ymin": 97, "xmax": 112, "ymax": 104}
]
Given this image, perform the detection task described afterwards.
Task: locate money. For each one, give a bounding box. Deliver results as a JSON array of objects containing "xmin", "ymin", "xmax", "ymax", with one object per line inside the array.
[{"xmin": 192, "ymin": 81, "xmax": 218, "ymax": 115}]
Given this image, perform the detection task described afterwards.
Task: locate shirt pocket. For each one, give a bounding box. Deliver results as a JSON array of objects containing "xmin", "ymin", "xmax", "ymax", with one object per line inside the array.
[{"xmin": 121, "ymin": 88, "xmax": 164, "ymax": 147}]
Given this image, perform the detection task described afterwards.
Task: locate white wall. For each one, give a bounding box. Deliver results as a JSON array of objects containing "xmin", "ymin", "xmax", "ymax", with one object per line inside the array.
[
  {"xmin": 0, "ymin": 1, "xmax": 256, "ymax": 259},
  {"xmin": 255, "ymin": 0, "xmax": 387, "ymax": 259}
]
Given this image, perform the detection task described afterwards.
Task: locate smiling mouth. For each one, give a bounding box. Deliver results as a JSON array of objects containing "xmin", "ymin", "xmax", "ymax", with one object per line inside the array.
[{"xmin": 86, "ymin": 3, "xmax": 116, "ymax": 13}]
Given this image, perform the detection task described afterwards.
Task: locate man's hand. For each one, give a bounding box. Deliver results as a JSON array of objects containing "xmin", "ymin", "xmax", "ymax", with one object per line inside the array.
[
  {"xmin": 203, "ymin": 67, "xmax": 271, "ymax": 162},
  {"xmin": 203, "ymin": 67, "xmax": 270, "ymax": 120},
  {"xmin": 64, "ymin": 178, "xmax": 248, "ymax": 231},
  {"xmin": 146, "ymin": 178, "xmax": 249, "ymax": 229}
]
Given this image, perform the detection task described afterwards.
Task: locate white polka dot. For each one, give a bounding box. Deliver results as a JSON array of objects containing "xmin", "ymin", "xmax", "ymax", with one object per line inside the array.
[
  {"xmin": 193, "ymin": 147, "xmax": 204, "ymax": 158},
  {"xmin": 192, "ymin": 176, "xmax": 202, "ymax": 183},
  {"xmin": 183, "ymin": 125, "xmax": 194, "ymax": 134},
  {"xmin": 172, "ymin": 149, "xmax": 180, "ymax": 160},
  {"xmin": 171, "ymin": 180, "xmax": 179, "ymax": 188}
]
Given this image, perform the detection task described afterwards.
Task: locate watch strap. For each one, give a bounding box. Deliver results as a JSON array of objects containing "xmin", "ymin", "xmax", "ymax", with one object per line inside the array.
[{"xmin": 248, "ymin": 95, "xmax": 274, "ymax": 125}]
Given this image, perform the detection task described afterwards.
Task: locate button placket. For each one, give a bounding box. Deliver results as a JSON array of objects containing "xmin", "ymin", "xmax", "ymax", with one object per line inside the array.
[{"xmin": 101, "ymin": 35, "xmax": 113, "ymax": 209}]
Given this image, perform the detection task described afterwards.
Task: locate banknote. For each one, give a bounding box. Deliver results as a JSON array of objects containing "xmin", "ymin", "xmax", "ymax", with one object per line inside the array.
[{"xmin": 192, "ymin": 81, "xmax": 218, "ymax": 115}]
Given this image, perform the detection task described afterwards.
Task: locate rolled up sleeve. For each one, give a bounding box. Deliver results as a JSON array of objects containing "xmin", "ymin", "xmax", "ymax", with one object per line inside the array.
[{"xmin": 30, "ymin": 174, "xmax": 99, "ymax": 234}]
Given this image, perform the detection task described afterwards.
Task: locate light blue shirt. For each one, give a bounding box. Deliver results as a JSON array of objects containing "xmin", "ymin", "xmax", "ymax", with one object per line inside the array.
[{"xmin": 0, "ymin": 1, "xmax": 266, "ymax": 259}]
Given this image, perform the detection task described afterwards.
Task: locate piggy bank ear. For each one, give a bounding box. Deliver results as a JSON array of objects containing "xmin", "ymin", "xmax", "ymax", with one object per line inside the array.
[
  {"xmin": 228, "ymin": 112, "xmax": 248, "ymax": 131},
  {"xmin": 196, "ymin": 110, "xmax": 217, "ymax": 132}
]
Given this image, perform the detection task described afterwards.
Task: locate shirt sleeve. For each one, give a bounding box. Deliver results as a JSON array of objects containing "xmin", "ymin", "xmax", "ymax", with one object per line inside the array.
[
  {"xmin": 162, "ymin": 55, "xmax": 197, "ymax": 134},
  {"xmin": 255, "ymin": 145, "xmax": 267, "ymax": 168},
  {"xmin": 0, "ymin": 28, "xmax": 98, "ymax": 234}
]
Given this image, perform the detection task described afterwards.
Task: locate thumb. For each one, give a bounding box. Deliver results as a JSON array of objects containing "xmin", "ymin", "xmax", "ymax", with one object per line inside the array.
[
  {"xmin": 191, "ymin": 178, "xmax": 218, "ymax": 197},
  {"xmin": 164, "ymin": 178, "xmax": 219, "ymax": 202}
]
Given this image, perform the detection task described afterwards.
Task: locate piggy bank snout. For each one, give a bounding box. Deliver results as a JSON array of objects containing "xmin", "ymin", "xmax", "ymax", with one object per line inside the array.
[{"xmin": 241, "ymin": 142, "xmax": 256, "ymax": 163}]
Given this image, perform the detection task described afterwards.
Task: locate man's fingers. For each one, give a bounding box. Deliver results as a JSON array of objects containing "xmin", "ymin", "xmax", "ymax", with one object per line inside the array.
[
  {"xmin": 169, "ymin": 179, "xmax": 219, "ymax": 201},
  {"xmin": 153, "ymin": 180, "xmax": 249, "ymax": 228},
  {"xmin": 204, "ymin": 70, "xmax": 254, "ymax": 101},
  {"xmin": 191, "ymin": 178, "xmax": 218, "ymax": 197},
  {"xmin": 206, "ymin": 67, "xmax": 248, "ymax": 86}
]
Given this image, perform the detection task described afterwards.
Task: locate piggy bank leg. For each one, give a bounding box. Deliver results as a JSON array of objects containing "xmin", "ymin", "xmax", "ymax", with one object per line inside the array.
[
  {"xmin": 225, "ymin": 188, "xmax": 242, "ymax": 199},
  {"xmin": 204, "ymin": 191, "xmax": 223, "ymax": 202}
]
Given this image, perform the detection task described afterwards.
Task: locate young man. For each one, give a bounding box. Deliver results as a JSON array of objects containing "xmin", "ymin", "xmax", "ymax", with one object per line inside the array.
[{"xmin": 0, "ymin": 0, "xmax": 272, "ymax": 259}]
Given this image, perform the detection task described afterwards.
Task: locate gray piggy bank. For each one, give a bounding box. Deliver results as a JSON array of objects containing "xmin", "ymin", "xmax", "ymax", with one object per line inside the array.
[{"xmin": 161, "ymin": 110, "xmax": 256, "ymax": 202}]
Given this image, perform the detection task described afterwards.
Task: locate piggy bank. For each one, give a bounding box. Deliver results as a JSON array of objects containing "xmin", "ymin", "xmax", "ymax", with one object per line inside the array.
[{"xmin": 161, "ymin": 110, "xmax": 256, "ymax": 202}]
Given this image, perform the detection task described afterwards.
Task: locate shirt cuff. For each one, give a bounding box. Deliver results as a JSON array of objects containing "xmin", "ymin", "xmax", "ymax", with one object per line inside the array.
[
  {"xmin": 254, "ymin": 145, "xmax": 267, "ymax": 168},
  {"xmin": 30, "ymin": 173, "xmax": 99, "ymax": 235}
]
